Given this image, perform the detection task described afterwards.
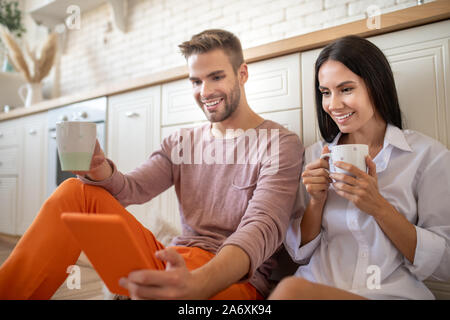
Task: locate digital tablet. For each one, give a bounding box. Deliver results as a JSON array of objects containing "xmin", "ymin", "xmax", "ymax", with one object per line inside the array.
[{"xmin": 61, "ymin": 212, "xmax": 158, "ymax": 297}]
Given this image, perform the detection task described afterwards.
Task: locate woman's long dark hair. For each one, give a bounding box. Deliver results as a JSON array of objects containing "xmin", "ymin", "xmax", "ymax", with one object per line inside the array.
[{"xmin": 314, "ymin": 35, "xmax": 403, "ymax": 143}]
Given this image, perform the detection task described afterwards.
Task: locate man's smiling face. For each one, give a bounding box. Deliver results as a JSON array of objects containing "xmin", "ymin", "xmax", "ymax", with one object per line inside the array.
[{"xmin": 188, "ymin": 49, "xmax": 241, "ymax": 123}]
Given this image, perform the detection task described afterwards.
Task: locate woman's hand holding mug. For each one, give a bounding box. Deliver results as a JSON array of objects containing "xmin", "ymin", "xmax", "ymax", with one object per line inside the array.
[
  {"xmin": 330, "ymin": 156, "xmax": 390, "ymax": 218},
  {"xmin": 301, "ymin": 145, "xmax": 333, "ymax": 205}
]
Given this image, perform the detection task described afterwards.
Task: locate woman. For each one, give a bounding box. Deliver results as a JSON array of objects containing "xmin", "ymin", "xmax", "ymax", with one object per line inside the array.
[{"xmin": 270, "ymin": 35, "xmax": 450, "ymax": 299}]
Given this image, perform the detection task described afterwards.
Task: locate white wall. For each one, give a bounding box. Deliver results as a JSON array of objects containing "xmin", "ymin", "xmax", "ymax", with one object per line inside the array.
[{"xmin": 18, "ymin": 0, "xmax": 434, "ymax": 98}]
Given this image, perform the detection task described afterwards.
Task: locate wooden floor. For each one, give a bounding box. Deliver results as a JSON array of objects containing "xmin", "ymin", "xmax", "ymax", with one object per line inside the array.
[{"xmin": 0, "ymin": 235, "xmax": 105, "ymax": 300}]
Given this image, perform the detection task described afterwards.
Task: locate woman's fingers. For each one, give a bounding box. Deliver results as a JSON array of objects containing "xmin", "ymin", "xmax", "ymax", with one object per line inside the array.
[
  {"xmin": 302, "ymin": 175, "xmax": 331, "ymax": 185},
  {"xmin": 302, "ymin": 167, "xmax": 330, "ymax": 177},
  {"xmin": 306, "ymin": 183, "xmax": 329, "ymax": 192},
  {"xmin": 305, "ymin": 158, "xmax": 330, "ymax": 171}
]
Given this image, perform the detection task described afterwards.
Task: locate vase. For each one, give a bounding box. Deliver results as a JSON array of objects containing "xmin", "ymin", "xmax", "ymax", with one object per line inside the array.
[{"xmin": 18, "ymin": 82, "xmax": 43, "ymax": 107}]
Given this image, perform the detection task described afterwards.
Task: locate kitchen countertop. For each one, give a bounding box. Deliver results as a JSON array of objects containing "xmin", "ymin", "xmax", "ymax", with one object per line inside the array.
[{"xmin": 1, "ymin": 0, "xmax": 449, "ymax": 122}]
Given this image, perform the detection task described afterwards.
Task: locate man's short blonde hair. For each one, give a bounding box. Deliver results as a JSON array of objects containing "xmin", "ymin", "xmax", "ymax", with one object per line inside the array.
[{"xmin": 179, "ymin": 29, "xmax": 244, "ymax": 74}]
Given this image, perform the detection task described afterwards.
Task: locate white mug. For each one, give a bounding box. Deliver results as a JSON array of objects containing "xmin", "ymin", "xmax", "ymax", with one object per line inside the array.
[
  {"xmin": 56, "ymin": 121, "xmax": 97, "ymax": 171},
  {"xmin": 320, "ymin": 144, "xmax": 369, "ymax": 176}
]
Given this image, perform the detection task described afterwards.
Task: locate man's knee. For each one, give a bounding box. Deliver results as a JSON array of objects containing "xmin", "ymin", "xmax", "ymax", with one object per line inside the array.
[
  {"xmin": 55, "ymin": 177, "xmax": 83, "ymax": 192},
  {"xmin": 59, "ymin": 177, "xmax": 83, "ymax": 189},
  {"xmin": 48, "ymin": 178, "xmax": 82, "ymax": 200},
  {"xmin": 42, "ymin": 178, "xmax": 84, "ymax": 212}
]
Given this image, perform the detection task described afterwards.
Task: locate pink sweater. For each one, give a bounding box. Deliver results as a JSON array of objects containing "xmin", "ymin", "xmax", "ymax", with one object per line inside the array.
[{"xmin": 79, "ymin": 120, "xmax": 304, "ymax": 297}]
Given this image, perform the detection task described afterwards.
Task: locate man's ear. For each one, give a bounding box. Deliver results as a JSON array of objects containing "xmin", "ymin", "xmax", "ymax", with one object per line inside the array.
[{"xmin": 238, "ymin": 63, "xmax": 249, "ymax": 85}]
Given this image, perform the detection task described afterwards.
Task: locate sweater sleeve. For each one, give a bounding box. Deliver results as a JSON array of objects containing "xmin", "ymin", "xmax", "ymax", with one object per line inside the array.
[
  {"xmin": 220, "ymin": 132, "xmax": 304, "ymax": 280},
  {"xmin": 78, "ymin": 135, "xmax": 176, "ymax": 207}
]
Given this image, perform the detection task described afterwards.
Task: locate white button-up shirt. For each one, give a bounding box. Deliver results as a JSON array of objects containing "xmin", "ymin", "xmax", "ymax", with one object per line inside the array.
[{"xmin": 285, "ymin": 124, "xmax": 450, "ymax": 299}]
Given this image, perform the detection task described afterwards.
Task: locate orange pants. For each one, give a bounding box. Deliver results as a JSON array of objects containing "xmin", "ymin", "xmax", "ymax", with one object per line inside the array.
[{"xmin": 0, "ymin": 178, "xmax": 262, "ymax": 300}]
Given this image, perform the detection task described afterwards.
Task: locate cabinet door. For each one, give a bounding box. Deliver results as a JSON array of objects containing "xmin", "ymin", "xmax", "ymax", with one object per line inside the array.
[
  {"xmin": 369, "ymin": 20, "xmax": 450, "ymax": 148},
  {"xmin": 0, "ymin": 146, "xmax": 18, "ymax": 175},
  {"xmin": 246, "ymin": 53, "xmax": 301, "ymax": 114},
  {"xmin": 0, "ymin": 120, "xmax": 20, "ymax": 147},
  {"xmin": 301, "ymin": 48, "xmax": 323, "ymax": 148},
  {"xmin": 161, "ymin": 79, "xmax": 202, "ymax": 126},
  {"xmin": 107, "ymin": 86, "xmax": 161, "ymax": 229},
  {"xmin": 0, "ymin": 177, "xmax": 17, "ymax": 235},
  {"xmin": 16, "ymin": 113, "xmax": 47, "ymax": 235}
]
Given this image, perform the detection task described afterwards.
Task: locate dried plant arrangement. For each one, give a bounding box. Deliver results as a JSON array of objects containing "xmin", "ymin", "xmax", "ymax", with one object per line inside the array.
[{"xmin": 0, "ymin": 25, "xmax": 57, "ymax": 83}]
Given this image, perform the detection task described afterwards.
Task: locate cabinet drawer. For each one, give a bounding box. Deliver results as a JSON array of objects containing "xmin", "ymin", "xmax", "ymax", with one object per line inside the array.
[
  {"xmin": 0, "ymin": 147, "xmax": 18, "ymax": 174},
  {"xmin": 0, "ymin": 125, "xmax": 19, "ymax": 147}
]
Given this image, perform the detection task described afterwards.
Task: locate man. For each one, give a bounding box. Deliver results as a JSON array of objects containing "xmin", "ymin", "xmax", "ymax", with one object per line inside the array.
[{"xmin": 0, "ymin": 29, "xmax": 303, "ymax": 299}]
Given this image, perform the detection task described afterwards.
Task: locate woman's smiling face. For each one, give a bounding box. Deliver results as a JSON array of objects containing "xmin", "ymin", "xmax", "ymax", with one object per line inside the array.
[{"xmin": 318, "ymin": 59, "xmax": 379, "ymax": 135}]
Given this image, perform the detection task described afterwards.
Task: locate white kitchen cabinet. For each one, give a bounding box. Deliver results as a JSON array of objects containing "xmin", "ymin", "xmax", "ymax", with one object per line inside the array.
[
  {"xmin": 371, "ymin": 20, "xmax": 450, "ymax": 148},
  {"xmin": 301, "ymin": 20, "xmax": 450, "ymax": 148},
  {"xmin": 16, "ymin": 113, "xmax": 48, "ymax": 235},
  {"xmin": 0, "ymin": 119, "xmax": 20, "ymax": 235},
  {"xmin": 161, "ymin": 79, "xmax": 202, "ymax": 126},
  {"xmin": 107, "ymin": 86, "xmax": 161, "ymax": 230},
  {"xmin": 0, "ymin": 146, "xmax": 19, "ymax": 175},
  {"xmin": 0, "ymin": 121, "xmax": 20, "ymax": 147},
  {"xmin": 0, "ymin": 112, "xmax": 47, "ymax": 236},
  {"xmin": 246, "ymin": 53, "xmax": 301, "ymax": 114},
  {"xmin": 301, "ymin": 47, "xmax": 323, "ymax": 148}
]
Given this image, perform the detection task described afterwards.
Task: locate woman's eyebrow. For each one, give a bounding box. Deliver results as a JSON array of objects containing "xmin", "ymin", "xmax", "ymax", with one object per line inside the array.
[
  {"xmin": 319, "ymin": 81, "xmax": 356, "ymax": 90},
  {"xmin": 336, "ymin": 80, "xmax": 356, "ymax": 88}
]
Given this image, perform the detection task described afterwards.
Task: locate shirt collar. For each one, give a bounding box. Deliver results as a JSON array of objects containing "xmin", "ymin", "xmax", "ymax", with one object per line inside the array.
[
  {"xmin": 383, "ymin": 123, "xmax": 413, "ymax": 152},
  {"xmin": 328, "ymin": 124, "xmax": 412, "ymax": 152}
]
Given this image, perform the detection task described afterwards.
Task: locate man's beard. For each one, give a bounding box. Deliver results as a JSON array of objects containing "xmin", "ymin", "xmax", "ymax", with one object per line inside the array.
[{"xmin": 200, "ymin": 81, "xmax": 241, "ymax": 123}]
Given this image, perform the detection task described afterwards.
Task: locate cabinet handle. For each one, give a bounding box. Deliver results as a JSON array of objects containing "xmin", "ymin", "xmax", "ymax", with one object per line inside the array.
[
  {"xmin": 126, "ymin": 112, "xmax": 139, "ymax": 118},
  {"xmin": 29, "ymin": 129, "xmax": 37, "ymax": 135},
  {"xmin": 0, "ymin": 161, "xmax": 2, "ymax": 166},
  {"xmin": 0, "ymin": 132, "xmax": 3, "ymax": 138}
]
